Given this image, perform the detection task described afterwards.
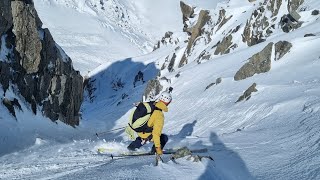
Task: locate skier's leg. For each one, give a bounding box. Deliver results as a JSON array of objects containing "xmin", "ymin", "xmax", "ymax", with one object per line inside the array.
[
  {"xmin": 150, "ymin": 134, "xmax": 168, "ymax": 154},
  {"xmin": 127, "ymin": 137, "xmax": 143, "ymax": 151},
  {"xmin": 160, "ymin": 134, "xmax": 168, "ymax": 149}
]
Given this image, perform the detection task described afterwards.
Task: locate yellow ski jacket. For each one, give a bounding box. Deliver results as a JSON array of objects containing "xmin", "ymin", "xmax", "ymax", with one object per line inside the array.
[{"xmin": 137, "ymin": 101, "xmax": 168, "ymax": 148}]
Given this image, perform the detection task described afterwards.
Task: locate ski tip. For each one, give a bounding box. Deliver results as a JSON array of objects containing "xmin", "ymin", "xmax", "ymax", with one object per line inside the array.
[{"xmin": 97, "ymin": 148, "xmax": 105, "ymax": 153}]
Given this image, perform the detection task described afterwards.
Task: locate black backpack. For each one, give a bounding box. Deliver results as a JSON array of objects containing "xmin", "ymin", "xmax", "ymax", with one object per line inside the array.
[{"xmin": 128, "ymin": 101, "xmax": 158, "ymax": 133}]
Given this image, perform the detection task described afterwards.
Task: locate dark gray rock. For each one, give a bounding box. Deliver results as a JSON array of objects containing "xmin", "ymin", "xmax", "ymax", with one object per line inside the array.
[
  {"xmin": 236, "ymin": 83, "xmax": 258, "ymax": 102},
  {"xmin": 179, "ymin": 54, "xmax": 188, "ymax": 68},
  {"xmin": 0, "ymin": 62, "xmax": 10, "ymax": 93},
  {"xmin": 280, "ymin": 14, "xmax": 303, "ymax": 33},
  {"xmin": 288, "ymin": 0, "xmax": 304, "ymax": 12},
  {"xmin": 2, "ymin": 98, "xmax": 22, "ymax": 119},
  {"xmin": 133, "ymin": 71, "xmax": 145, "ymax": 87},
  {"xmin": 289, "ymin": 10, "xmax": 301, "ymax": 21},
  {"xmin": 40, "ymin": 28, "xmax": 83, "ymax": 126},
  {"xmin": 83, "ymin": 76, "xmax": 96, "ymax": 103},
  {"xmin": 187, "ymin": 10, "xmax": 210, "ymax": 54},
  {"xmin": 0, "ymin": 0, "xmax": 12, "ymax": 36},
  {"xmin": 205, "ymin": 83, "xmax": 215, "ymax": 90},
  {"xmin": 242, "ymin": 6, "xmax": 269, "ymax": 46},
  {"xmin": 274, "ymin": 41, "xmax": 292, "ymax": 61},
  {"xmin": 165, "ymin": 31, "xmax": 173, "ymax": 38},
  {"xmin": 172, "ymin": 147, "xmax": 192, "ymax": 159},
  {"xmin": 242, "ymin": 0, "xmax": 290, "ymax": 46},
  {"xmin": 216, "ymin": 77, "xmax": 222, "ymax": 85},
  {"xmin": 216, "ymin": 9, "xmax": 233, "ymax": 31},
  {"xmin": 143, "ymin": 79, "xmax": 163, "ymax": 101},
  {"xmin": 234, "ymin": 42, "xmax": 273, "ymax": 81},
  {"xmin": 196, "ymin": 50, "xmax": 211, "ymax": 63},
  {"xmin": 161, "ymin": 55, "xmax": 169, "ymax": 70},
  {"xmin": 179, "ymin": 10, "xmax": 210, "ymax": 67},
  {"xmin": 312, "ymin": 10, "xmax": 319, "ymax": 15},
  {"xmin": 267, "ymin": 0, "xmax": 282, "ymax": 17},
  {"xmin": 205, "ymin": 78, "xmax": 222, "ymax": 90},
  {"xmin": 11, "ymin": 1, "xmax": 42, "ymax": 74},
  {"xmin": 153, "ymin": 31, "xmax": 178, "ymax": 51},
  {"xmin": 214, "ymin": 34, "xmax": 233, "ymax": 55},
  {"xmin": 304, "ymin": 33, "xmax": 316, "ymax": 37},
  {"xmin": 180, "ymin": 1, "xmax": 194, "ymax": 19},
  {"xmin": 180, "ymin": 1, "xmax": 194, "ymax": 33},
  {"xmin": 168, "ymin": 53, "xmax": 176, "ymax": 72},
  {"xmin": 0, "ymin": 0, "xmax": 83, "ymax": 126}
]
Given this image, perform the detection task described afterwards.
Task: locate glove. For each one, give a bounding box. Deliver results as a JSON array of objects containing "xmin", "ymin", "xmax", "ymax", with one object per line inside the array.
[{"xmin": 155, "ymin": 147, "xmax": 163, "ymax": 155}]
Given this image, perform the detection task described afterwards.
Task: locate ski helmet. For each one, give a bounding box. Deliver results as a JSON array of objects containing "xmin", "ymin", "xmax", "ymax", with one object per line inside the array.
[{"xmin": 159, "ymin": 91, "xmax": 172, "ymax": 104}]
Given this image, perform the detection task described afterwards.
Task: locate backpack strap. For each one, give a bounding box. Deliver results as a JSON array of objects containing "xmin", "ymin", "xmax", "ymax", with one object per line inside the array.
[{"xmin": 128, "ymin": 101, "xmax": 157, "ymax": 133}]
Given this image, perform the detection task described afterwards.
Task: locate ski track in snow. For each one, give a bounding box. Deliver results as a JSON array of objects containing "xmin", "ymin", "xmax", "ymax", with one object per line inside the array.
[{"xmin": 0, "ymin": 140, "xmax": 217, "ymax": 180}]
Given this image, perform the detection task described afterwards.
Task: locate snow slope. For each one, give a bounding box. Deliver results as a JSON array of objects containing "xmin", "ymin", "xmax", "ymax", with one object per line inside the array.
[
  {"xmin": 34, "ymin": 0, "xmax": 220, "ymax": 74},
  {"xmin": 1, "ymin": 0, "xmax": 320, "ymax": 179}
]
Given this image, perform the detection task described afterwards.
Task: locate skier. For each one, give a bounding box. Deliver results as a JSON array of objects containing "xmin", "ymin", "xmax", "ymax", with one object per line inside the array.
[{"xmin": 126, "ymin": 91, "xmax": 172, "ymax": 156}]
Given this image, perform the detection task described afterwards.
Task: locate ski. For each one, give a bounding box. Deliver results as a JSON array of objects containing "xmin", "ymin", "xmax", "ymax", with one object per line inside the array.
[{"xmin": 97, "ymin": 148, "xmax": 208, "ymax": 159}]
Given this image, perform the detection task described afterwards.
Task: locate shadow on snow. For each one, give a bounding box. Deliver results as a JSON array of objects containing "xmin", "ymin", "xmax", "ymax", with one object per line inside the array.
[
  {"xmin": 194, "ymin": 132, "xmax": 254, "ymax": 180},
  {"xmin": 81, "ymin": 58, "xmax": 158, "ymax": 141}
]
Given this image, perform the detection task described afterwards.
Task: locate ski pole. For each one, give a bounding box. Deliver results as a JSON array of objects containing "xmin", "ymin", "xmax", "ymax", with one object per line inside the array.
[{"xmin": 95, "ymin": 126, "xmax": 126, "ymax": 137}]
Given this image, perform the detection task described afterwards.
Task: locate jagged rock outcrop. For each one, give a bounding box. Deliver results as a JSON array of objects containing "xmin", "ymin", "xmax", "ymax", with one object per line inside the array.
[
  {"xmin": 143, "ymin": 79, "xmax": 163, "ymax": 101},
  {"xmin": 274, "ymin": 41, "xmax": 292, "ymax": 61},
  {"xmin": 179, "ymin": 54, "xmax": 188, "ymax": 68},
  {"xmin": 242, "ymin": 0, "xmax": 304, "ymax": 46},
  {"xmin": 196, "ymin": 50, "xmax": 211, "ymax": 63},
  {"xmin": 242, "ymin": 6, "xmax": 269, "ymax": 46},
  {"xmin": 234, "ymin": 42, "xmax": 273, "ymax": 81},
  {"xmin": 236, "ymin": 83, "xmax": 258, "ymax": 102},
  {"xmin": 179, "ymin": 10, "xmax": 211, "ymax": 67},
  {"xmin": 153, "ymin": 31, "xmax": 179, "ymax": 51},
  {"xmin": 0, "ymin": 62, "xmax": 10, "ymax": 92},
  {"xmin": 214, "ymin": 34, "xmax": 237, "ymax": 55},
  {"xmin": 280, "ymin": 12, "xmax": 302, "ymax": 33},
  {"xmin": 267, "ymin": 0, "xmax": 282, "ymax": 17},
  {"xmin": 180, "ymin": 1, "xmax": 195, "ymax": 33},
  {"xmin": 205, "ymin": 77, "xmax": 222, "ymax": 90},
  {"xmin": 0, "ymin": 0, "xmax": 83, "ymax": 126},
  {"xmin": 288, "ymin": 0, "xmax": 304, "ymax": 12},
  {"xmin": 187, "ymin": 10, "xmax": 211, "ymax": 54},
  {"xmin": 216, "ymin": 9, "xmax": 233, "ymax": 32},
  {"xmin": 0, "ymin": 1, "xmax": 12, "ymax": 37},
  {"xmin": 168, "ymin": 53, "xmax": 177, "ymax": 72},
  {"xmin": 12, "ymin": 1, "xmax": 42, "ymax": 74},
  {"xmin": 133, "ymin": 71, "xmax": 145, "ymax": 87},
  {"xmin": 2, "ymin": 98, "xmax": 21, "ymax": 119},
  {"xmin": 312, "ymin": 10, "xmax": 319, "ymax": 15}
]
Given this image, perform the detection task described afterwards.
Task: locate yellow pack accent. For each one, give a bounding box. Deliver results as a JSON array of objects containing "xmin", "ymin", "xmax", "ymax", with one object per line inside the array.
[
  {"xmin": 144, "ymin": 102, "xmax": 152, "ymax": 113},
  {"xmin": 128, "ymin": 102, "xmax": 152, "ymax": 129},
  {"xmin": 125, "ymin": 126, "xmax": 136, "ymax": 140},
  {"xmin": 97, "ymin": 148, "xmax": 105, "ymax": 153},
  {"xmin": 131, "ymin": 115, "xmax": 151, "ymax": 129}
]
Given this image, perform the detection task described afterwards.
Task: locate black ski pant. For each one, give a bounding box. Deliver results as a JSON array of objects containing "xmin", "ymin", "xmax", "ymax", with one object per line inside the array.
[{"xmin": 127, "ymin": 134, "xmax": 168, "ymax": 153}]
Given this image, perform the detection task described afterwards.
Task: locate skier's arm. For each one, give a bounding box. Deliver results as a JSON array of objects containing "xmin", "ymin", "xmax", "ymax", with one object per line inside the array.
[{"xmin": 152, "ymin": 111, "xmax": 164, "ymax": 148}]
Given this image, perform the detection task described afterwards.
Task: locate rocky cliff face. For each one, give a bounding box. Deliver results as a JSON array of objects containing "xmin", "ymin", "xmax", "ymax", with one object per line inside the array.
[
  {"xmin": 242, "ymin": 0, "xmax": 304, "ymax": 46},
  {"xmin": 0, "ymin": 0, "xmax": 83, "ymax": 126},
  {"xmin": 145, "ymin": 0, "xmax": 307, "ymax": 99}
]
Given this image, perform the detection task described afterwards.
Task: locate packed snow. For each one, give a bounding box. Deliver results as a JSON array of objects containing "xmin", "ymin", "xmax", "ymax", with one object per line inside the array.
[{"xmin": 1, "ymin": 0, "xmax": 320, "ymax": 179}]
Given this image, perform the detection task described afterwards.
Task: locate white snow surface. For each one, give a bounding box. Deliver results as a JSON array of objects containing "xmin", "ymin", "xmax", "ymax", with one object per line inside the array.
[
  {"xmin": 1, "ymin": 0, "xmax": 320, "ymax": 179},
  {"xmin": 34, "ymin": 0, "xmax": 220, "ymax": 74}
]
